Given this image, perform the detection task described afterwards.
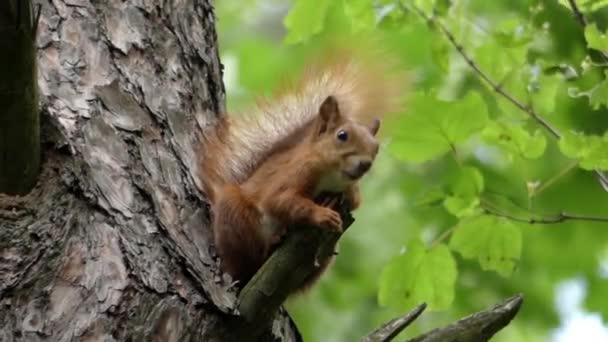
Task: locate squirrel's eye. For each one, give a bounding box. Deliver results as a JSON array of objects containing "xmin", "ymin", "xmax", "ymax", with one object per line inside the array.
[{"xmin": 337, "ymin": 130, "xmax": 348, "ymax": 142}]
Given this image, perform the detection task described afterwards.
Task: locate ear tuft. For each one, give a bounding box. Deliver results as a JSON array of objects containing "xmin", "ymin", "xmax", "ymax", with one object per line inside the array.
[
  {"xmin": 317, "ymin": 96, "xmax": 340, "ymax": 134},
  {"xmin": 370, "ymin": 118, "xmax": 381, "ymax": 136},
  {"xmin": 319, "ymin": 96, "xmax": 339, "ymax": 121}
]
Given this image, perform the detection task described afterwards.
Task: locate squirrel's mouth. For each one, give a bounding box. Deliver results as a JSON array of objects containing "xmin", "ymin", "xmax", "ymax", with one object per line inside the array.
[{"xmin": 343, "ymin": 170, "xmax": 364, "ymax": 181}]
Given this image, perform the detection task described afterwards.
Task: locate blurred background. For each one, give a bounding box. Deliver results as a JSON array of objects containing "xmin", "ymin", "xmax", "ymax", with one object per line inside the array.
[{"xmin": 213, "ymin": 0, "xmax": 608, "ymax": 340}]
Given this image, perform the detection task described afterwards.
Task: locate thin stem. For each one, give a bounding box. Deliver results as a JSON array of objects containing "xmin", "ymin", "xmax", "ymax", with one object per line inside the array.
[
  {"xmin": 565, "ymin": 1, "xmax": 608, "ymax": 190},
  {"xmin": 566, "ymin": 0, "xmax": 608, "ymax": 63},
  {"xmin": 568, "ymin": 0, "xmax": 587, "ymax": 26},
  {"xmin": 405, "ymin": 2, "xmax": 561, "ymax": 139},
  {"xmin": 405, "ymin": 2, "xmax": 608, "ymax": 191},
  {"xmin": 429, "ymin": 224, "xmax": 458, "ymax": 249},
  {"xmin": 482, "ymin": 205, "xmax": 608, "ymax": 224},
  {"xmin": 533, "ymin": 161, "xmax": 578, "ymax": 197}
]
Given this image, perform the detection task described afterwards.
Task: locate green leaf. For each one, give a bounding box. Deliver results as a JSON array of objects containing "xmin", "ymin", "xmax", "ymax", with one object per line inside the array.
[
  {"xmin": 444, "ymin": 196, "xmax": 480, "ymax": 218},
  {"xmin": 482, "ymin": 121, "xmax": 547, "ymax": 159},
  {"xmin": 570, "ymin": 72, "xmax": 608, "ymax": 110},
  {"xmin": 443, "ymin": 166, "xmax": 484, "ymax": 217},
  {"xmin": 284, "ymin": 0, "xmax": 332, "ymax": 44},
  {"xmin": 450, "ymin": 215, "xmax": 522, "ymax": 277},
  {"xmin": 379, "ymin": 241, "xmax": 457, "ymax": 310},
  {"xmin": 587, "ymin": 79, "xmax": 608, "ymax": 110},
  {"xmin": 434, "ymin": 0, "xmax": 452, "ymax": 16},
  {"xmin": 494, "ymin": 18, "xmax": 534, "ymax": 48},
  {"xmin": 585, "ymin": 23, "xmax": 608, "ymax": 51},
  {"xmin": 416, "ymin": 188, "xmax": 446, "ymax": 207},
  {"xmin": 343, "ymin": 0, "xmax": 375, "ymax": 32},
  {"xmin": 558, "ymin": 131, "xmax": 608, "ymax": 170},
  {"xmin": 389, "ymin": 92, "xmax": 488, "ymax": 163},
  {"xmin": 528, "ymin": 69, "xmax": 560, "ymax": 116}
]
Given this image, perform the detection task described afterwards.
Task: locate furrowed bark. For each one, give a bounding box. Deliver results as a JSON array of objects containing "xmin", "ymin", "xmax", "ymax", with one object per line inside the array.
[
  {"xmin": 0, "ymin": 1, "xmax": 300, "ymax": 341},
  {"xmin": 0, "ymin": 0, "xmax": 40, "ymax": 194}
]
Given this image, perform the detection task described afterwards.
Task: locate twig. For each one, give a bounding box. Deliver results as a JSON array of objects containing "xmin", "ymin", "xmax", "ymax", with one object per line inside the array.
[
  {"xmin": 405, "ymin": 2, "xmax": 608, "ymax": 191},
  {"xmin": 362, "ymin": 303, "xmax": 427, "ymax": 342},
  {"xmin": 563, "ymin": 1, "xmax": 608, "ymax": 188},
  {"xmin": 568, "ymin": 0, "xmax": 587, "ymax": 26},
  {"xmin": 407, "ymin": 294, "xmax": 523, "ymax": 342},
  {"xmin": 482, "ymin": 206, "xmax": 608, "ymax": 224},
  {"xmin": 532, "ymin": 161, "xmax": 578, "ymax": 197},
  {"xmin": 404, "ymin": 2, "xmax": 561, "ymax": 139},
  {"xmin": 428, "ymin": 224, "xmax": 458, "ymax": 249},
  {"xmin": 566, "ymin": 1, "xmax": 608, "ymax": 64}
]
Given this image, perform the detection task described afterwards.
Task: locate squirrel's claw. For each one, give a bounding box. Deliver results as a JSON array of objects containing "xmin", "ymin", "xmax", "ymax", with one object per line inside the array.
[{"xmin": 312, "ymin": 206, "xmax": 343, "ymax": 232}]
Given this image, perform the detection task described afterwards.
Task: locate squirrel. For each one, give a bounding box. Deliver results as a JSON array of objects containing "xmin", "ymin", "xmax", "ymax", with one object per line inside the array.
[{"xmin": 199, "ymin": 51, "xmax": 404, "ymax": 289}]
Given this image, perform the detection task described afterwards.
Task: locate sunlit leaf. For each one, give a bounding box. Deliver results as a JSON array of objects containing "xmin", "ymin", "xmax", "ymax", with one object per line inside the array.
[
  {"xmin": 343, "ymin": 0, "xmax": 375, "ymax": 32},
  {"xmin": 559, "ymin": 131, "xmax": 608, "ymax": 170},
  {"xmin": 569, "ymin": 72, "xmax": 608, "ymax": 110},
  {"xmin": 389, "ymin": 92, "xmax": 488, "ymax": 163},
  {"xmin": 416, "ymin": 188, "xmax": 446, "ymax": 207},
  {"xmin": 450, "ymin": 215, "xmax": 522, "ymax": 277},
  {"xmin": 482, "ymin": 121, "xmax": 547, "ymax": 159},
  {"xmin": 379, "ymin": 241, "xmax": 457, "ymax": 310},
  {"xmin": 585, "ymin": 23, "xmax": 608, "ymax": 51},
  {"xmin": 284, "ymin": 0, "xmax": 332, "ymax": 44},
  {"xmin": 444, "ymin": 166, "xmax": 484, "ymax": 217}
]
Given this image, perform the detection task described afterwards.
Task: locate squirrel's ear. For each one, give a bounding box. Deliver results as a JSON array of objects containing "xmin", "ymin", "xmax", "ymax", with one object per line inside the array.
[
  {"xmin": 318, "ymin": 96, "xmax": 340, "ymax": 134},
  {"xmin": 370, "ymin": 118, "xmax": 381, "ymax": 136}
]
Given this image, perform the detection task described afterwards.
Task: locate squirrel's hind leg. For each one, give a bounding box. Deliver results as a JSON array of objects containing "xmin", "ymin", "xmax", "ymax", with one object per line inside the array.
[{"xmin": 213, "ymin": 184, "xmax": 268, "ymax": 285}]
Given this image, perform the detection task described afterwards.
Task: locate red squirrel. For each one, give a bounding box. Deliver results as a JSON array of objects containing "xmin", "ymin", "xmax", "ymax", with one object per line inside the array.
[{"xmin": 199, "ymin": 53, "xmax": 404, "ymax": 288}]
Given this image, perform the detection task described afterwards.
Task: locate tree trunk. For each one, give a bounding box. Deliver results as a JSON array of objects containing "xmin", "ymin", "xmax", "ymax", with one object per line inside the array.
[
  {"xmin": 0, "ymin": 0, "xmax": 40, "ymax": 194},
  {"xmin": 0, "ymin": 1, "xmax": 299, "ymax": 340}
]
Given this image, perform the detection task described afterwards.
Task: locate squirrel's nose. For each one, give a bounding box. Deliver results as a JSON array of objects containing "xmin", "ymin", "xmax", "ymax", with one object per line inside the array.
[{"xmin": 357, "ymin": 160, "xmax": 372, "ymax": 174}]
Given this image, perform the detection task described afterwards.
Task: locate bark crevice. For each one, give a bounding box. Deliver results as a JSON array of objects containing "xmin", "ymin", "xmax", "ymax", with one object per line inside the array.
[{"xmin": 1, "ymin": 1, "xmax": 297, "ymax": 340}]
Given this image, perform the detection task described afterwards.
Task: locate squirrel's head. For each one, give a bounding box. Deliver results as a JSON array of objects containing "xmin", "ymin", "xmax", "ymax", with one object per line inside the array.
[{"xmin": 313, "ymin": 96, "xmax": 380, "ymax": 184}]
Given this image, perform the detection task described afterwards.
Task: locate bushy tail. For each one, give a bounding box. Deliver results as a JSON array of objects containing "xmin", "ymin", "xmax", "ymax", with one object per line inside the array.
[{"xmin": 199, "ymin": 49, "xmax": 407, "ymax": 201}]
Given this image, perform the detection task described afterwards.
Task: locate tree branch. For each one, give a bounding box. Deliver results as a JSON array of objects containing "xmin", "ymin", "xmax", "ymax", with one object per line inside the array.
[
  {"xmin": 567, "ymin": 0, "xmax": 587, "ymax": 26},
  {"xmin": 405, "ymin": 2, "xmax": 608, "ymax": 191},
  {"xmin": 482, "ymin": 206, "xmax": 608, "ymax": 225},
  {"xmin": 236, "ymin": 202, "xmax": 354, "ymax": 337},
  {"xmin": 407, "ymin": 294, "xmax": 523, "ymax": 342},
  {"xmin": 0, "ymin": 0, "xmax": 40, "ymax": 194},
  {"xmin": 405, "ymin": 2, "xmax": 561, "ymax": 139},
  {"xmin": 566, "ymin": 1, "xmax": 608, "ymax": 69},
  {"xmin": 362, "ymin": 303, "xmax": 427, "ymax": 342}
]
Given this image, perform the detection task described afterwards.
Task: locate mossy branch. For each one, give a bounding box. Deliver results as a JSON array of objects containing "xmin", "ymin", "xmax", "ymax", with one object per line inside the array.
[
  {"xmin": 363, "ymin": 294, "xmax": 523, "ymax": 342},
  {"xmin": 408, "ymin": 294, "xmax": 523, "ymax": 342},
  {"xmin": 235, "ymin": 202, "xmax": 354, "ymax": 337},
  {"xmin": 362, "ymin": 303, "xmax": 427, "ymax": 342}
]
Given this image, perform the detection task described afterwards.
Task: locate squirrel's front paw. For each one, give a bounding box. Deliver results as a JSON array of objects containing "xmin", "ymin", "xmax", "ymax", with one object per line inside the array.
[{"xmin": 312, "ymin": 206, "xmax": 343, "ymax": 232}]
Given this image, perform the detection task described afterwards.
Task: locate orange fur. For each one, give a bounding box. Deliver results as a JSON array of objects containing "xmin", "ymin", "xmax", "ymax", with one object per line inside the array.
[{"xmin": 199, "ymin": 51, "xmax": 407, "ymax": 289}]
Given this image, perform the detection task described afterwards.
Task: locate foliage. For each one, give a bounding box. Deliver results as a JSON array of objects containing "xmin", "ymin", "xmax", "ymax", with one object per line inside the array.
[
  {"xmin": 216, "ymin": 0, "xmax": 608, "ymax": 341},
  {"xmin": 379, "ymin": 241, "xmax": 457, "ymax": 310}
]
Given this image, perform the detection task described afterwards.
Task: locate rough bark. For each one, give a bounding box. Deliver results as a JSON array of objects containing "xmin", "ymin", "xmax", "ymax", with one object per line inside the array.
[
  {"xmin": 408, "ymin": 294, "xmax": 523, "ymax": 342},
  {"xmin": 362, "ymin": 303, "xmax": 427, "ymax": 342},
  {"xmin": 0, "ymin": 0, "xmax": 40, "ymax": 194},
  {"xmin": 0, "ymin": 1, "xmax": 299, "ymax": 341},
  {"xmin": 238, "ymin": 207, "xmax": 354, "ymax": 335},
  {"xmin": 363, "ymin": 295, "xmax": 523, "ymax": 342}
]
